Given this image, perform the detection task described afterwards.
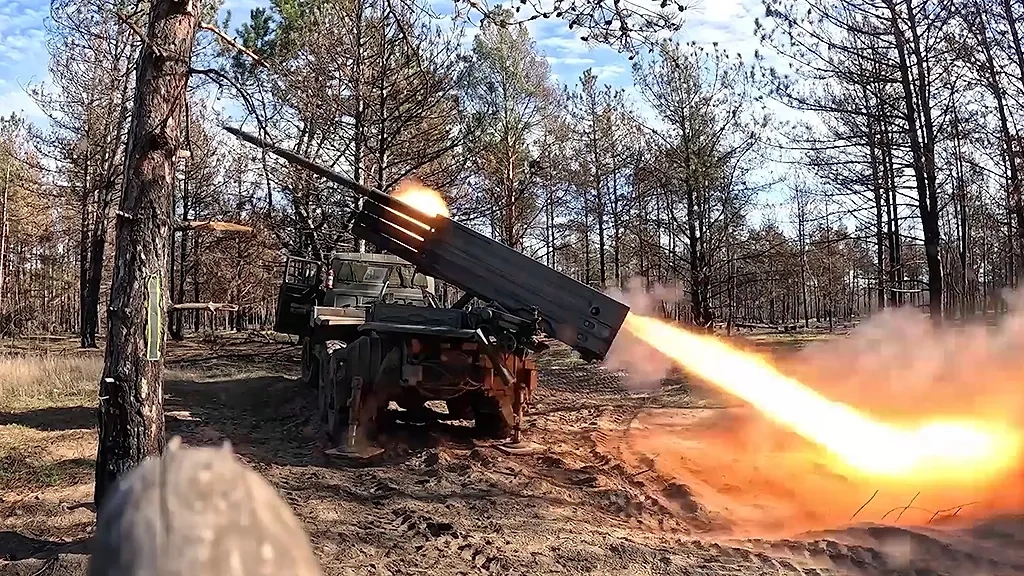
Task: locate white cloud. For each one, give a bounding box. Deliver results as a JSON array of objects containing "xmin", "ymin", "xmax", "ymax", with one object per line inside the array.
[
  {"xmin": 459, "ymin": 23, "xmax": 480, "ymax": 49},
  {"xmin": 692, "ymin": 0, "xmax": 750, "ymax": 23},
  {"xmin": 0, "ymin": 1, "xmax": 48, "ymax": 124},
  {"xmin": 545, "ymin": 56, "xmax": 596, "ymax": 66},
  {"xmin": 535, "ymin": 34, "xmax": 584, "ymax": 53},
  {"xmin": 591, "ymin": 64, "xmax": 625, "ymax": 80},
  {"xmin": 0, "ymin": 27, "xmax": 43, "ymax": 65},
  {"xmin": 0, "ymin": 1, "xmax": 47, "ymax": 71},
  {"xmin": 679, "ymin": 0, "xmax": 761, "ymax": 58},
  {"xmin": 0, "ymin": 1, "xmax": 46, "ymax": 32},
  {"xmin": 0, "ymin": 86, "xmax": 44, "ymax": 123}
]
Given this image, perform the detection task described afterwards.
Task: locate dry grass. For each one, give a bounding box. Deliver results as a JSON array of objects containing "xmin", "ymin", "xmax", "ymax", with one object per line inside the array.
[
  {"xmin": 0, "ymin": 353, "xmax": 104, "ymax": 545},
  {"xmin": 0, "ymin": 335, "xmax": 300, "ymax": 555},
  {"xmin": 0, "ymin": 431, "xmax": 97, "ymax": 548},
  {"xmin": 0, "ymin": 430, "xmax": 95, "ymax": 493},
  {"xmin": 0, "ymin": 355, "xmax": 102, "ymax": 410}
]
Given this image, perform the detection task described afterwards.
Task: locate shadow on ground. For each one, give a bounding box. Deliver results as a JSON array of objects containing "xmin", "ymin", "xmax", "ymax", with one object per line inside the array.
[
  {"xmin": 165, "ymin": 338, "xmax": 299, "ymax": 376},
  {"xmin": 164, "ymin": 374, "xmax": 502, "ymax": 470},
  {"xmin": 0, "ymin": 532, "xmax": 89, "ymax": 561},
  {"xmin": 0, "ymin": 408, "xmax": 95, "ymax": 432},
  {"xmin": 164, "ymin": 375, "xmax": 319, "ymax": 468}
]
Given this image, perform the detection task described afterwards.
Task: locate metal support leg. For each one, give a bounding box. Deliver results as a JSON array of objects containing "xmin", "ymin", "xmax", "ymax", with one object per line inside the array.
[
  {"xmin": 512, "ymin": 381, "xmax": 524, "ymax": 444},
  {"xmin": 497, "ymin": 372, "xmax": 545, "ymax": 455},
  {"xmin": 343, "ymin": 376, "xmax": 363, "ymax": 450},
  {"xmin": 325, "ymin": 376, "xmax": 384, "ymax": 459}
]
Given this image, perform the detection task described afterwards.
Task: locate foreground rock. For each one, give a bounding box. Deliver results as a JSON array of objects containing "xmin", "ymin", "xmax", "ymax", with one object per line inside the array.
[{"xmin": 89, "ymin": 438, "xmax": 321, "ymax": 576}]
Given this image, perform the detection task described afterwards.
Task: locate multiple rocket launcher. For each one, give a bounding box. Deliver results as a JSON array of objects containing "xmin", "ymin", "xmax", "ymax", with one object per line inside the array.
[{"xmin": 223, "ymin": 126, "xmax": 630, "ymax": 363}]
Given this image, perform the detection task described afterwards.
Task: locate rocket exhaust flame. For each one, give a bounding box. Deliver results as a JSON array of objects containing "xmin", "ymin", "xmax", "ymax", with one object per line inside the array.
[
  {"xmin": 621, "ymin": 313, "xmax": 1023, "ymax": 484},
  {"xmin": 391, "ymin": 179, "xmax": 450, "ymax": 219}
]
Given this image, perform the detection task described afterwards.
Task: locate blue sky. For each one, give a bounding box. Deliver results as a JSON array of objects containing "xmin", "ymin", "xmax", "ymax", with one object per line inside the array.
[
  {"xmin": 0, "ymin": 0, "xmax": 767, "ymax": 124},
  {"xmin": 0, "ymin": 0, "xmax": 48, "ymax": 123},
  {"xmin": 0, "ymin": 0, "xmax": 795, "ymax": 220}
]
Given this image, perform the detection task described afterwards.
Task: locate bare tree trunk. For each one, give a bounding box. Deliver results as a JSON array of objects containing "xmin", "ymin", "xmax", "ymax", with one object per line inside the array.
[
  {"xmin": 593, "ymin": 124, "xmax": 606, "ymax": 287},
  {"xmin": 798, "ymin": 201, "xmax": 810, "ymax": 328},
  {"xmin": 975, "ymin": 6, "xmax": 1024, "ymax": 281},
  {"xmin": 952, "ymin": 114, "xmax": 970, "ymax": 317},
  {"xmin": 83, "ymin": 185, "xmax": 114, "ymax": 347},
  {"xmin": 883, "ymin": 128, "xmax": 903, "ymax": 307},
  {"xmin": 545, "ymin": 187, "xmax": 554, "ymax": 268},
  {"xmin": 94, "ymin": 0, "xmax": 198, "ymax": 509},
  {"xmin": 353, "ymin": 0, "xmax": 366, "ymax": 254},
  {"xmin": 865, "ymin": 104, "xmax": 886, "ymax": 312},
  {"xmin": 79, "ymin": 162, "xmax": 93, "ymax": 346},
  {"xmin": 170, "ymin": 159, "xmax": 190, "ymax": 340},
  {"xmin": 0, "ymin": 164, "xmax": 8, "ymax": 317},
  {"xmin": 887, "ymin": 0, "xmax": 942, "ymax": 322}
]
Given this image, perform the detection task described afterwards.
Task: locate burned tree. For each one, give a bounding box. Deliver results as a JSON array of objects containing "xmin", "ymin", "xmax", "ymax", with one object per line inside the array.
[
  {"xmin": 28, "ymin": 0, "xmax": 140, "ymax": 348},
  {"xmin": 633, "ymin": 42, "xmax": 765, "ymax": 330},
  {"xmin": 94, "ymin": 0, "xmax": 199, "ymax": 507}
]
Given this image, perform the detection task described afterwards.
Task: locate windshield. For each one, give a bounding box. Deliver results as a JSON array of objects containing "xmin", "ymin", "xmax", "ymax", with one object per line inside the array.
[{"xmin": 333, "ymin": 260, "xmax": 392, "ymax": 284}]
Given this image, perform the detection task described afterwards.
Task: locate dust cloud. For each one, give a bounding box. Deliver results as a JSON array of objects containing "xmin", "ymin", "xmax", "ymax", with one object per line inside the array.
[
  {"xmin": 603, "ymin": 278, "xmax": 686, "ymax": 387},
  {"xmin": 600, "ymin": 281, "xmax": 1024, "ymax": 537}
]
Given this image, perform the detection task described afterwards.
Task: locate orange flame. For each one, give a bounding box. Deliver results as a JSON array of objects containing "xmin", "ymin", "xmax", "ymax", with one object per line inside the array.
[
  {"xmin": 392, "ymin": 179, "xmax": 450, "ymax": 218},
  {"xmin": 622, "ymin": 313, "xmax": 1023, "ymax": 484}
]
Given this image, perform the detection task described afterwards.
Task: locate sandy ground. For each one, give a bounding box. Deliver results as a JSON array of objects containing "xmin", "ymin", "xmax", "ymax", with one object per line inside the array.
[{"xmin": 0, "ymin": 334, "xmax": 1022, "ymax": 575}]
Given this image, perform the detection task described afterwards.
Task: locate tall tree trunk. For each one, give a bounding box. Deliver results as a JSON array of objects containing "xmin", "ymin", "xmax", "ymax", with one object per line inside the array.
[
  {"xmin": 545, "ymin": 186, "xmax": 554, "ymax": 267},
  {"xmin": 0, "ymin": 164, "xmax": 8, "ymax": 318},
  {"xmin": 976, "ymin": 6, "xmax": 1024, "ymax": 280},
  {"xmin": 352, "ymin": 0, "xmax": 366, "ymax": 253},
  {"xmin": 170, "ymin": 159, "xmax": 190, "ymax": 340},
  {"xmin": 191, "ymin": 227, "xmax": 200, "ymax": 329},
  {"xmin": 952, "ymin": 114, "xmax": 970, "ymax": 317},
  {"xmin": 883, "ymin": 129, "xmax": 902, "ymax": 307},
  {"xmin": 887, "ymin": 0, "xmax": 941, "ymax": 322},
  {"xmin": 593, "ymin": 121, "xmax": 606, "ymax": 287},
  {"xmin": 79, "ymin": 162, "xmax": 93, "ymax": 346},
  {"xmin": 864, "ymin": 98, "xmax": 886, "ymax": 312},
  {"xmin": 798, "ymin": 204, "xmax": 810, "ymax": 327},
  {"xmin": 83, "ymin": 183, "xmax": 116, "ymax": 348},
  {"xmin": 94, "ymin": 0, "xmax": 198, "ymax": 509}
]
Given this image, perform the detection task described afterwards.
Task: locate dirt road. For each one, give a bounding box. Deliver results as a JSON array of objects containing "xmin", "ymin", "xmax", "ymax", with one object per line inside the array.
[{"xmin": 1, "ymin": 336, "xmax": 1021, "ymax": 575}]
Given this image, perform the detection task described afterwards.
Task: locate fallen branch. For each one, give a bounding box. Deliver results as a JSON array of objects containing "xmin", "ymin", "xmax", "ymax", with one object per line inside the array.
[
  {"xmin": 170, "ymin": 303, "xmax": 240, "ymax": 312},
  {"xmin": 850, "ymin": 489, "xmax": 878, "ymax": 521},
  {"xmin": 199, "ymin": 23, "xmax": 266, "ymax": 67},
  {"xmin": 174, "ymin": 220, "xmax": 254, "ymax": 233},
  {"xmin": 880, "ymin": 492, "xmax": 921, "ymax": 523},
  {"xmin": 927, "ymin": 501, "xmax": 979, "ymax": 523}
]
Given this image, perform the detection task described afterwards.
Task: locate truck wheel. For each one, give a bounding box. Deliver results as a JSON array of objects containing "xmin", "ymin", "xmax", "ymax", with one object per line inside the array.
[
  {"xmin": 316, "ymin": 341, "xmax": 342, "ymax": 427},
  {"xmin": 445, "ymin": 394, "xmax": 475, "ymax": 421},
  {"xmin": 473, "ymin": 393, "xmax": 514, "ymax": 439},
  {"xmin": 317, "ymin": 377, "xmax": 330, "ymax": 427},
  {"xmin": 325, "ymin": 342, "xmax": 350, "ymax": 442},
  {"xmin": 300, "ymin": 337, "xmax": 318, "ymax": 389}
]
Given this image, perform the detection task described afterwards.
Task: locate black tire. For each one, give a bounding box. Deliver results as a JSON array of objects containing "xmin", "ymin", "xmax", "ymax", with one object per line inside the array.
[
  {"xmin": 472, "ymin": 392, "xmax": 514, "ymax": 439},
  {"xmin": 325, "ymin": 342, "xmax": 350, "ymax": 442},
  {"xmin": 324, "ymin": 336, "xmax": 382, "ymax": 441},
  {"xmin": 317, "ymin": 374, "xmax": 331, "ymax": 427},
  {"xmin": 300, "ymin": 337, "xmax": 319, "ymax": 389},
  {"xmin": 444, "ymin": 393, "xmax": 475, "ymax": 421},
  {"xmin": 317, "ymin": 340, "xmax": 343, "ymax": 429}
]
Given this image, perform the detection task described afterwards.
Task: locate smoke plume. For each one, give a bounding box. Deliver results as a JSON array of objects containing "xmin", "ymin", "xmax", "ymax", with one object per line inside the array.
[{"xmin": 603, "ymin": 278, "xmax": 686, "ymax": 388}]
